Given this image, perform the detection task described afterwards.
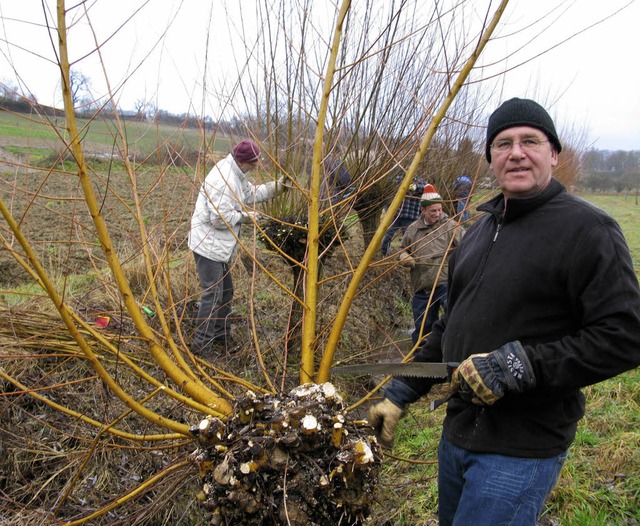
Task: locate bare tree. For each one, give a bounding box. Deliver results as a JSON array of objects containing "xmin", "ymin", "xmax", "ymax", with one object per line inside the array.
[{"xmin": 69, "ymin": 69, "xmax": 92, "ymax": 107}]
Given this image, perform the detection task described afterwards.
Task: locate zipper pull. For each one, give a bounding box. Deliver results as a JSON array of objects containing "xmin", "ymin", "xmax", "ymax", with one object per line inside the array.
[
  {"xmin": 493, "ymin": 208, "xmax": 506, "ymax": 242},
  {"xmin": 493, "ymin": 222, "xmax": 502, "ymax": 242}
]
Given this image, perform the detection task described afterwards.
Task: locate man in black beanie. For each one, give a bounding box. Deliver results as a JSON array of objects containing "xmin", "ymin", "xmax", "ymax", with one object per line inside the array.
[{"xmin": 369, "ymin": 98, "xmax": 640, "ymax": 525}]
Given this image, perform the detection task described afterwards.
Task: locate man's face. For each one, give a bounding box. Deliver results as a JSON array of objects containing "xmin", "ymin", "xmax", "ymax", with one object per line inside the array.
[
  {"xmin": 422, "ymin": 203, "xmax": 443, "ymax": 224},
  {"xmin": 238, "ymin": 160, "xmax": 259, "ymax": 174},
  {"xmin": 489, "ymin": 126, "xmax": 557, "ymax": 199}
]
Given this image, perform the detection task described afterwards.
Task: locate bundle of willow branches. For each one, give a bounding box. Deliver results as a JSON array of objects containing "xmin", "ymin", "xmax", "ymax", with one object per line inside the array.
[{"xmin": 258, "ymin": 216, "xmax": 341, "ymax": 264}]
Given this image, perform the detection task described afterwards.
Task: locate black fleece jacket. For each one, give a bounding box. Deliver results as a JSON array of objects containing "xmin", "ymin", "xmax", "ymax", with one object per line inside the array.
[{"xmin": 385, "ymin": 178, "xmax": 640, "ymax": 457}]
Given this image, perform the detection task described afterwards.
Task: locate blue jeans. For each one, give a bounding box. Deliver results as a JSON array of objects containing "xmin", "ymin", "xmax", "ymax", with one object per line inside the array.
[
  {"xmin": 382, "ymin": 216, "xmax": 415, "ymax": 256},
  {"xmin": 437, "ymin": 435, "xmax": 567, "ymax": 526},
  {"xmin": 411, "ymin": 284, "xmax": 447, "ymax": 347},
  {"xmin": 192, "ymin": 253, "xmax": 233, "ymax": 350}
]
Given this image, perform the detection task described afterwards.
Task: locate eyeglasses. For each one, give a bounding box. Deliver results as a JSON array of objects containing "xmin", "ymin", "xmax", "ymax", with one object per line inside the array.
[{"xmin": 490, "ymin": 138, "xmax": 549, "ymax": 155}]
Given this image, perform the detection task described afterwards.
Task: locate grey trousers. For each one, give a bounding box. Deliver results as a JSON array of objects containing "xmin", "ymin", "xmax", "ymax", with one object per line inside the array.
[{"xmin": 191, "ymin": 252, "xmax": 233, "ymax": 351}]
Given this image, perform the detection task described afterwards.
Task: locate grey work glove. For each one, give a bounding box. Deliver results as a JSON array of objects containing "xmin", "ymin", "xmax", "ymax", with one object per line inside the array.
[
  {"xmin": 239, "ymin": 211, "xmax": 261, "ymax": 224},
  {"xmin": 368, "ymin": 398, "xmax": 403, "ymax": 449},
  {"xmin": 276, "ymin": 175, "xmax": 292, "ymax": 192},
  {"xmin": 450, "ymin": 341, "xmax": 536, "ymax": 405},
  {"xmin": 398, "ymin": 251, "xmax": 416, "ymax": 268}
]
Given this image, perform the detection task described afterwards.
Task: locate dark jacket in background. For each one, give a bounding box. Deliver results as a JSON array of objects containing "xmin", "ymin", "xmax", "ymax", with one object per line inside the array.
[{"xmin": 320, "ymin": 156, "xmax": 352, "ymax": 207}]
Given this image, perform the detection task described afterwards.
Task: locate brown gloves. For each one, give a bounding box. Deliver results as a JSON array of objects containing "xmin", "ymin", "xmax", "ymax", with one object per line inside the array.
[{"xmin": 367, "ymin": 398, "xmax": 403, "ymax": 449}]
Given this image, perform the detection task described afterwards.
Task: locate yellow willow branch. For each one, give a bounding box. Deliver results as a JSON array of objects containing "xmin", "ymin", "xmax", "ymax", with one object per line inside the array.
[
  {"xmin": 56, "ymin": 0, "xmax": 231, "ymax": 415},
  {"xmin": 52, "ymin": 388, "xmax": 166, "ymax": 514},
  {"xmin": 0, "ymin": 369, "xmax": 184, "ymax": 442},
  {"xmin": 300, "ymin": 0, "xmax": 352, "ymax": 384},
  {"xmin": 0, "ymin": 191, "xmax": 192, "ymax": 433},
  {"xmin": 317, "ymin": 0, "xmax": 511, "ymax": 382},
  {"xmin": 66, "ymin": 311, "xmax": 227, "ymax": 416},
  {"xmin": 82, "ymin": 9, "xmax": 170, "ymax": 345},
  {"xmin": 61, "ymin": 460, "xmax": 192, "ymax": 526},
  {"xmin": 0, "ymin": 213, "xmax": 228, "ymax": 417},
  {"xmin": 198, "ymin": 363, "xmax": 271, "ymax": 395}
]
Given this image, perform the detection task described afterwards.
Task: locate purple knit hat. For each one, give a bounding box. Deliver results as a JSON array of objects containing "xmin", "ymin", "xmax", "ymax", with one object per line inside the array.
[{"xmin": 232, "ymin": 140, "xmax": 260, "ymax": 163}]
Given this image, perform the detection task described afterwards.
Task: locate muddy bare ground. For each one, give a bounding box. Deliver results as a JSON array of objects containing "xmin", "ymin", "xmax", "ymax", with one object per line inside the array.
[{"xmin": 1, "ymin": 139, "xmax": 199, "ymax": 288}]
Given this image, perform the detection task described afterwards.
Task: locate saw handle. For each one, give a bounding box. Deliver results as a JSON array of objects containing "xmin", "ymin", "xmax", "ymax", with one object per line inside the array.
[
  {"xmin": 445, "ymin": 362, "xmax": 459, "ymax": 378},
  {"xmin": 430, "ymin": 362, "xmax": 460, "ymax": 411}
]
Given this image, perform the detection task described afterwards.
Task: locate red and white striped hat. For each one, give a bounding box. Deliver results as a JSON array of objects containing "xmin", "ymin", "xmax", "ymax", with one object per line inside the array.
[{"xmin": 420, "ymin": 184, "xmax": 442, "ymax": 206}]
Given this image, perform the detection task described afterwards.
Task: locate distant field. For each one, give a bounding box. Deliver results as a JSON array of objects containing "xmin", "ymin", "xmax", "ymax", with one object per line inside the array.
[{"xmin": 0, "ymin": 109, "xmax": 233, "ymax": 156}]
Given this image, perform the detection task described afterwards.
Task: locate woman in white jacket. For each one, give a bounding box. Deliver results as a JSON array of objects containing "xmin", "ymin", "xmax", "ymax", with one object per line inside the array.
[{"xmin": 188, "ymin": 140, "xmax": 284, "ymax": 355}]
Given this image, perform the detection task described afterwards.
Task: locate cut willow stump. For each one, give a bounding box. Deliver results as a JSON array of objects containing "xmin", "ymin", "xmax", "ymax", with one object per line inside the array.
[{"xmin": 190, "ymin": 382, "xmax": 382, "ymax": 525}]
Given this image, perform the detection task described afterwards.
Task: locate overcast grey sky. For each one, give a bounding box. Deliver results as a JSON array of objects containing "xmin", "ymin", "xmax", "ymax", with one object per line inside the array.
[{"xmin": 1, "ymin": 0, "xmax": 638, "ymax": 151}]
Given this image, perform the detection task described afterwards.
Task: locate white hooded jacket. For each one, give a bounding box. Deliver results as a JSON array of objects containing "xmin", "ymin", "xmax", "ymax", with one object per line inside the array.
[{"xmin": 188, "ymin": 154, "xmax": 277, "ymax": 262}]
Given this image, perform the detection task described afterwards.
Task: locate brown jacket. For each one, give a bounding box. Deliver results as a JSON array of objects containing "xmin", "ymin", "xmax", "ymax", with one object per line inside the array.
[{"xmin": 399, "ymin": 214, "xmax": 464, "ymax": 293}]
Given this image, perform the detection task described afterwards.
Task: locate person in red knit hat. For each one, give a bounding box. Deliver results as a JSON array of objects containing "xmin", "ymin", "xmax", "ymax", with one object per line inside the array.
[{"xmin": 397, "ymin": 184, "xmax": 464, "ymax": 350}]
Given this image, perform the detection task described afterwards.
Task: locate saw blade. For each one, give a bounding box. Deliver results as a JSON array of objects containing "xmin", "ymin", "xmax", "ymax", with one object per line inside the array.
[{"xmin": 331, "ymin": 361, "xmax": 457, "ymax": 378}]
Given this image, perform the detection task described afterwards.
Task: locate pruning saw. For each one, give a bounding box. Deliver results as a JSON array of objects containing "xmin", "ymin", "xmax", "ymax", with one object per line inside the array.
[{"xmin": 331, "ymin": 361, "xmax": 460, "ymax": 410}]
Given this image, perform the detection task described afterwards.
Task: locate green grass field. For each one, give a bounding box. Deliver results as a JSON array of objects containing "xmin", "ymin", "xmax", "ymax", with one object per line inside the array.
[
  {"xmin": 585, "ymin": 193, "xmax": 640, "ymax": 272},
  {"xmin": 0, "ymin": 109, "xmax": 232, "ymax": 156}
]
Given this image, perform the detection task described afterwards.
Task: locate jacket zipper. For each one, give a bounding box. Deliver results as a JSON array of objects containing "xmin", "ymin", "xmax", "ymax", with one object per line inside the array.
[
  {"xmin": 493, "ymin": 221, "xmax": 502, "ymax": 242},
  {"xmin": 477, "ymin": 211, "xmax": 504, "ymax": 281},
  {"xmin": 492, "ymin": 209, "xmax": 506, "ymax": 242}
]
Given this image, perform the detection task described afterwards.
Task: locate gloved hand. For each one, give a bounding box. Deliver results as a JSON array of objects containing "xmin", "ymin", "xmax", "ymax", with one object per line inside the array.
[
  {"xmin": 276, "ymin": 175, "xmax": 292, "ymax": 192},
  {"xmin": 239, "ymin": 211, "xmax": 261, "ymax": 224},
  {"xmin": 450, "ymin": 341, "xmax": 536, "ymax": 405},
  {"xmin": 368, "ymin": 398, "xmax": 403, "ymax": 449},
  {"xmin": 408, "ymin": 184, "xmax": 417, "ymax": 192},
  {"xmin": 398, "ymin": 251, "xmax": 416, "ymax": 268}
]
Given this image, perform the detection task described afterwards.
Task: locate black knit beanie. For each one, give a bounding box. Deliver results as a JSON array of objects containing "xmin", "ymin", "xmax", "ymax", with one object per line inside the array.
[{"xmin": 485, "ymin": 98, "xmax": 562, "ymax": 162}]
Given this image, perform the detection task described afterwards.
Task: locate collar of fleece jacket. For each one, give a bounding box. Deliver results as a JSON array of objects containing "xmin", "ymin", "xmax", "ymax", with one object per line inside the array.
[{"xmin": 478, "ymin": 177, "xmax": 564, "ymax": 222}]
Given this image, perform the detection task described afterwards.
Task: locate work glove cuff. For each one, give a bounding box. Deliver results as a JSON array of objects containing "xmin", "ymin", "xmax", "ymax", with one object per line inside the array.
[
  {"xmin": 470, "ymin": 341, "xmax": 535, "ymax": 400},
  {"xmin": 490, "ymin": 340, "xmax": 536, "ymax": 394},
  {"xmin": 454, "ymin": 341, "xmax": 536, "ymax": 405}
]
